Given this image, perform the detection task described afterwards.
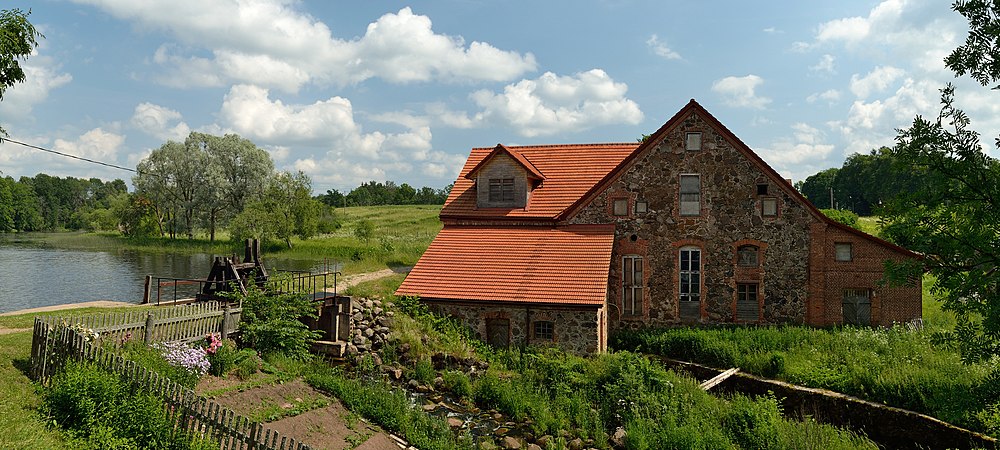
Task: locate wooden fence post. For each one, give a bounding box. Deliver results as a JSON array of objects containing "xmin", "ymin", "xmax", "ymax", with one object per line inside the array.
[
  {"xmin": 143, "ymin": 275, "xmax": 152, "ymax": 304},
  {"xmin": 144, "ymin": 312, "xmax": 155, "ymax": 344},
  {"xmin": 221, "ymin": 304, "xmax": 231, "ymax": 341}
]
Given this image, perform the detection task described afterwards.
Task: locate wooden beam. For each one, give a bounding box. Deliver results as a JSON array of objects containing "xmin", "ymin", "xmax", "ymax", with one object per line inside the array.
[{"xmin": 700, "ymin": 367, "xmax": 739, "ymax": 391}]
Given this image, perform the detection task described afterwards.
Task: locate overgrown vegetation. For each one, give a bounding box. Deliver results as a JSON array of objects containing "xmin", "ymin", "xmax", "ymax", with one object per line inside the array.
[
  {"xmin": 613, "ymin": 321, "xmax": 1000, "ymax": 435},
  {"xmin": 40, "ymin": 361, "xmax": 217, "ymax": 449},
  {"xmin": 233, "ymin": 280, "xmax": 323, "ymax": 360},
  {"xmin": 819, "ymin": 209, "xmax": 859, "ymax": 229}
]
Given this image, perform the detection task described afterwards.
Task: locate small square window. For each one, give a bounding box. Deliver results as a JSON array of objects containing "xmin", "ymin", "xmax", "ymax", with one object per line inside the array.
[
  {"xmin": 686, "ymin": 132, "xmax": 702, "ymax": 151},
  {"xmin": 757, "ymin": 184, "xmax": 769, "ymax": 195},
  {"xmin": 835, "ymin": 243, "xmax": 853, "ymax": 261},
  {"xmin": 533, "ymin": 321, "xmax": 554, "ymax": 341},
  {"xmin": 761, "ymin": 197, "xmax": 778, "ymax": 217},
  {"xmin": 635, "ymin": 200, "xmax": 648, "ymax": 214},
  {"xmin": 737, "ymin": 245, "xmax": 759, "ymax": 267},
  {"xmin": 612, "ymin": 198, "xmax": 628, "ymax": 216}
]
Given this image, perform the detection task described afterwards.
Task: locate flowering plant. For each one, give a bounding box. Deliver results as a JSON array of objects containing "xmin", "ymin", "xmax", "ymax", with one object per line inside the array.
[
  {"xmin": 67, "ymin": 323, "xmax": 99, "ymax": 342},
  {"xmin": 155, "ymin": 341, "xmax": 210, "ymax": 377},
  {"xmin": 203, "ymin": 333, "xmax": 222, "ymax": 355}
]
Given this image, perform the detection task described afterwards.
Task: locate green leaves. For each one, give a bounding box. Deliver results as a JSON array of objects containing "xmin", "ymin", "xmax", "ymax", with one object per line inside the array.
[{"xmin": 0, "ymin": 8, "xmax": 41, "ymax": 137}]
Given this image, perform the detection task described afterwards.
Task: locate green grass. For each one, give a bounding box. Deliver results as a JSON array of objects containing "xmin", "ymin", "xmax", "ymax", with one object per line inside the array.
[
  {"xmin": 8, "ymin": 205, "xmax": 443, "ymax": 276},
  {"xmin": 0, "ymin": 331, "xmax": 69, "ymax": 449},
  {"xmin": 855, "ymin": 216, "xmax": 882, "ymax": 236},
  {"xmin": 0, "ymin": 305, "xmax": 155, "ymax": 329}
]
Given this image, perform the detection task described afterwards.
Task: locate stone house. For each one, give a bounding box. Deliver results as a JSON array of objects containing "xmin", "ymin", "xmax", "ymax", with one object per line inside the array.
[{"xmin": 396, "ymin": 100, "xmax": 922, "ymax": 354}]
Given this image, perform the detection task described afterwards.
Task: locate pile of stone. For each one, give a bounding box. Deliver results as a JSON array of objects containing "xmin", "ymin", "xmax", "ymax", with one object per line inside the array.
[{"xmin": 346, "ymin": 298, "xmax": 392, "ymax": 359}]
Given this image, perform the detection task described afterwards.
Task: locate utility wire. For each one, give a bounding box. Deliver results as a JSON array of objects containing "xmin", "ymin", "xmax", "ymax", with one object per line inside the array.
[{"xmin": 3, "ymin": 137, "xmax": 137, "ymax": 173}]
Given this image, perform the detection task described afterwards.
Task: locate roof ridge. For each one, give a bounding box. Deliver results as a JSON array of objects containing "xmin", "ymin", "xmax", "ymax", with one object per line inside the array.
[{"xmin": 471, "ymin": 142, "xmax": 639, "ymax": 151}]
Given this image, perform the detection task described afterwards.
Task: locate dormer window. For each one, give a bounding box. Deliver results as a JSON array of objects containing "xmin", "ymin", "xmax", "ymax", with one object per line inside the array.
[{"xmin": 489, "ymin": 178, "xmax": 515, "ymax": 203}]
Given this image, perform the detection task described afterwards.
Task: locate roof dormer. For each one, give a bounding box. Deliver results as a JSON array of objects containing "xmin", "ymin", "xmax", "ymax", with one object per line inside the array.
[{"xmin": 467, "ymin": 144, "xmax": 545, "ymax": 209}]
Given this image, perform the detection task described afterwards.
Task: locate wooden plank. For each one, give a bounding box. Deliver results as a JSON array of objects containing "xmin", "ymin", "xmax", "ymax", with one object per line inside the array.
[{"xmin": 700, "ymin": 367, "xmax": 740, "ymax": 391}]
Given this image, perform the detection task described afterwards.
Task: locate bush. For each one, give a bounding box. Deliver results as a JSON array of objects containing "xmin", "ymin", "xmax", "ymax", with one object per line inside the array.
[
  {"xmin": 821, "ymin": 208, "xmax": 860, "ymax": 229},
  {"xmin": 42, "ymin": 361, "xmax": 217, "ymax": 450},
  {"xmin": 442, "ymin": 370, "xmax": 472, "ymax": 400},
  {"xmin": 412, "ymin": 358, "xmax": 435, "ymax": 385},
  {"xmin": 236, "ymin": 280, "xmax": 323, "ymax": 360},
  {"xmin": 119, "ymin": 341, "xmax": 202, "ymax": 388},
  {"xmin": 234, "ymin": 349, "xmax": 263, "ymax": 380}
]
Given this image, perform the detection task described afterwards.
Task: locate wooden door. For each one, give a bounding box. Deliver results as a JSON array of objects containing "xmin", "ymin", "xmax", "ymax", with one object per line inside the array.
[{"xmin": 485, "ymin": 318, "xmax": 510, "ymax": 348}]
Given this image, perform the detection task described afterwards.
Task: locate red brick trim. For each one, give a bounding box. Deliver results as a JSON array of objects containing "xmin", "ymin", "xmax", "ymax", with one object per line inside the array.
[
  {"xmin": 607, "ymin": 190, "xmax": 637, "ymax": 219},
  {"xmin": 617, "ymin": 236, "xmax": 650, "ymax": 323},
  {"xmin": 731, "ymin": 239, "xmax": 767, "ymax": 323},
  {"xmin": 672, "ymin": 238, "xmax": 707, "ymax": 322}
]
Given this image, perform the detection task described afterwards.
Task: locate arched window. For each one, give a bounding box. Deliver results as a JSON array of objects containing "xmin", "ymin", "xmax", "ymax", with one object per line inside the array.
[{"xmin": 737, "ymin": 245, "xmax": 759, "ymax": 267}]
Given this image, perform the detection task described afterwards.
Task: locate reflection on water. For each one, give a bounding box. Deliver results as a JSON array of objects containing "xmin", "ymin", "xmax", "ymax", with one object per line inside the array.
[{"xmin": 0, "ymin": 243, "xmax": 326, "ymax": 313}]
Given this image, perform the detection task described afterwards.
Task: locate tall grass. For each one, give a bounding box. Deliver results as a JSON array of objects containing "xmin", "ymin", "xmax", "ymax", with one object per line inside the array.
[{"xmin": 0, "ymin": 332, "xmax": 69, "ymax": 449}]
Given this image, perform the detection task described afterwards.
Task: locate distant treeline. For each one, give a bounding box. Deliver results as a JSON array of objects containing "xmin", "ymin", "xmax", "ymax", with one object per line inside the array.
[
  {"xmin": 317, "ymin": 180, "xmax": 452, "ymax": 207},
  {"xmin": 0, "ymin": 174, "xmax": 127, "ymax": 232},
  {"xmin": 795, "ymin": 147, "xmax": 921, "ymax": 216}
]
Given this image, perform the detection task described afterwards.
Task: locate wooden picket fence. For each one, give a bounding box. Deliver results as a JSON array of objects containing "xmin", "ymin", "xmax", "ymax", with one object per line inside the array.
[{"xmin": 30, "ymin": 302, "xmax": 314, "ymax": 450}]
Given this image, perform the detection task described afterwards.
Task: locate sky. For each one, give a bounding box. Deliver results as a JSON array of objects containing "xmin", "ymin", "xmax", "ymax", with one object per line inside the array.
[{"xmin": 0, "ymin": 0, "xmax": 996, "ymax": 194}]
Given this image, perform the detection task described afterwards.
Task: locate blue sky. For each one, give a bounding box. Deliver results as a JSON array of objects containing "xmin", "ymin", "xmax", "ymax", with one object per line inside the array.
[{"xmin": 0, "ymin": 0, "xmax": 994, "ymax": 193}]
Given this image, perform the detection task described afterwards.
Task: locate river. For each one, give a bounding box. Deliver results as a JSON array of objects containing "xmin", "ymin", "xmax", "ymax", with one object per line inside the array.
[{"xmin": 0, "ymin": 240, "xmax": 327, "ymax": 314}]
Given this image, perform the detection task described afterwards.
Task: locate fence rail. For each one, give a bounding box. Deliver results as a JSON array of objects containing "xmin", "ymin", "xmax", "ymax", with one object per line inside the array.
[{"xmin": 30, "ymin": 303, "xmax": 312, "ymax": 450}]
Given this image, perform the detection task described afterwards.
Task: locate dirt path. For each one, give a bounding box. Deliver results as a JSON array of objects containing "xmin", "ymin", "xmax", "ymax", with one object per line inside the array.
[
  {"xmin": 338, "ymin": 267, "xmax": 411, "ymax": 291},
  {"xmin": 198, "ymin": 379, "xmax": 401, "ymax": 450},
  {"xmin": 0, "ymin": 300, "xmax": 139, "ymax": 317}
]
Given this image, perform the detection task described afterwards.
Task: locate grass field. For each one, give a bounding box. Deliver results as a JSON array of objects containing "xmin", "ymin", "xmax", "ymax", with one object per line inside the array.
[{"xmin": 3, "ymin": 205, "xmax": 443, "ymax": 276}]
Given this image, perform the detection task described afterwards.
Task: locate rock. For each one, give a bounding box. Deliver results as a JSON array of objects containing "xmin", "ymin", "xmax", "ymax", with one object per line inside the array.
[
  {"xmin": 400, "ymin": 343, "xmax": 411, "ymax": 354},
  {"xmin": 364, "ymin": 327, "xmax": 375, "ymax": 337},
  {"xmin": 407, "ymin": 379, "xmax": 420, "ymax": 389},
  {"xmin": 611, "ymin": 427, "xmax": 627, "ymax": 448},
  {"xmin": 568, "ymin": 438, "xmax": 584, "ymax": 450},
  {"xmin": 433, "ymin": 376, "xmax": 444, "ymax": 389},
  {"xmin": 493, "ymin": 412, "xmax": 503, "ymax": 421},
  {"xmin": 527, "ymin": 445, "xmax": 542, "ymax": 450},
  {"xmin": 371, "ymin": 354, "xmax": 382, "ymax": 366},
  {"xmin": 447, "ymin": 417, "xmax": 463, "ymax": 428},
  {"xmin": 364, "ymin": 299, "xmax": 374, "ymax": 309},
  {"xmin": 535, "ymin": 436, "xmax": 552, "ymax": 448},
  {"xmin": 346, "ymin": 344, "xmax": 358, "ymax": 356},
  {"xmin": 352, "ymin": 336, "xmax": 364, "ymax": 345},
  {"xmin": 352, "ymin": 312, "xmax": 363, "ymax": 321},
  {"xmin": 422, "ymin": 404, "xmax": 436, "ymax": 412},
  {"xmin": 374, "ymin": 307, "xmax": 383, "ymax": 315},
  {"xmin": 373, "ymin": 299, "xmax": 382, "ymax": 307},
  {"xmin": 390, "ymin": 368, "xmax": 403, "ymax": 380},
  {"xmin": 501, "ymin": 436, "xmax": 521, "ymax": 449}
]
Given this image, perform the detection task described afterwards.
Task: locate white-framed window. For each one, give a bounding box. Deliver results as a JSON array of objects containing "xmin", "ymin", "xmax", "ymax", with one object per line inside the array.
[
  {"xmin": 835, "ymin": 242, "xmax": 853, "ymax": 261},
  {"xmin": 679, "ymin": 174, "xmax": 701, "ymax": 216},
  {"xmin": 635, "ymin": 200, "xmax": 648, "ymax": 214},
  {"xmin": 686, "ymin": 132, "xmax": 702, "ymax": 151},
  {"xmin": 612, "ymin": 198, "xmax": 629, "ymax": 216},
  {"xmin": 488, "ymin": 178, "xmax": 514, "ymax": 203},
  {"xmin": 761, "ymin": 197, "xmax": 778, "ymax": 217},
  {"xmin": 679, "ymin": 246, "xmax": 701, "ymax": 303},
  {"xmin": 622, "ymin": 255, "xmax": 643, "ymax": 316},
  {"xmin": 737, "ymin": 245, "xmax": 759, "ymax": 267}
]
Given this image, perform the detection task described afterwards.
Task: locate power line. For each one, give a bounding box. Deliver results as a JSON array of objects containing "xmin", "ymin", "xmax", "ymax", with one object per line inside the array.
[{"xmin": 2, "ymin": 137, "xmax": 137, "ymax": 173}]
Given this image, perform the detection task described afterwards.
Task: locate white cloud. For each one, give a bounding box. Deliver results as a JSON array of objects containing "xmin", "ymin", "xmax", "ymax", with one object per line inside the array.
[
  {"xmin": 711, "ymin": 75, "xmax": 771, "ymax": 109},
  {"xmin": 810, "ymin": 54, "xmax": 836, "ymax": 74},
  {"xmin": 646, "ymin": 34, "xmax": 681, "ymax": 60},
  {"xmin": 763, "ymin": 27, "xmax": 782, "ymax": 34},
  {"xmin": 807, "ymin": 89, "xmax": 841, "ymax": 104},
  {"xmin": 130, "ymin": 102, "xmax": 191, "ymax": 141},
  {"xmin": 757, "ymin": 123, "xmax": 836, "ymax": 179},
  {"xmin": 0, "ymin": 55, "xmax": 72, "ymax": 122},
  {"xmin": 816, "ymin": 16, "xmax": 871, "ymax": 44},
  {"xmin": 52, "ymin": 128, "xmax": 125, "ymax": 161},
  {"xmin": 466, "ymin": 69, "xmax": 643, "ymax": 137},
  {"xmin": 72, "ymin": 2, "xmax": 537, "ymax": 92},
  {"xmin": 849, "ymin": 66, "xmax": 905, "ymax": 99}
]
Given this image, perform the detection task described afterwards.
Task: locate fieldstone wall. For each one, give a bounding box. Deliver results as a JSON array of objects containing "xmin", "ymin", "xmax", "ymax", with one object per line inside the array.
[
  {"xmin": 424, "ymin": 300, "xmax": 604, "ymax": 355},
  {"xmin": 347, "ymin": 297, "xmax": 393, "ymax": 357},
  {"xmin": 571, "ymin": 110, "xmax": 812, "ymax": 330}
]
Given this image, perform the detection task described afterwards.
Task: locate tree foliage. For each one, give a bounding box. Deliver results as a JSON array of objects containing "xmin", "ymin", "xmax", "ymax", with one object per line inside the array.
[
  {"xmin": 319, "ymin": 180, "xmax": 450, "ymax": 207},
  {"xmin": 881, "ymin": 0, "xmax": 1000, "ymax": 362},
  {"xmin": 0, "ymin": 8, "xmax": 41, "ymax": 137}
]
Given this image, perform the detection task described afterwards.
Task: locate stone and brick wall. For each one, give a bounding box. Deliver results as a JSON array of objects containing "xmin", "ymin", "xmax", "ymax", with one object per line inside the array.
[
  {"xmin": 808, "ymin": 222, "xmax": 921, "ymax": 326},
  {"xmin": 423, "ymin": 299, "xmax": 605, "ymax": 355},
  {"xmin": 571, "ymin": 111, "xmax": 813, "ymax": 331}
]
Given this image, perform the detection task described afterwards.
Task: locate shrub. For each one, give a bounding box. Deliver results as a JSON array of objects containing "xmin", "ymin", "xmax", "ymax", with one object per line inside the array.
[
  {"xmin": 412, "ymin": 358, "xmax": 435, "ymax": 385},
  {"xmin": 236, "ymin": 280, "xmax": 323, "ymax": 360},
  {"xmin": 821, "ymin": 208, "xmax": 860, "ymax": 229},
  {"xmin": 234, "ymin": 349, "xmax": 263, "ymax": 380},
  {"xmin": 442, "ymin": 370, "xmax": 472, "ymax": 400},
  {"xmin": 42, "ymin": 362, "xmax": 217, "ymax": 450}
]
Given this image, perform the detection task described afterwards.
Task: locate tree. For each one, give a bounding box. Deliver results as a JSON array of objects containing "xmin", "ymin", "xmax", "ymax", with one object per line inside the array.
[
  {"xmin": 798, "ymin": 168, "xmax": 838, "ymax": 209},
  {"xmin": 134, "ymin": 140, "xmax": 208, "ymax": 239},
  {"xmin": 0, "ymin": 8, "xmax": 41, "ymax": 138},
  {"xmin": 229, "ymin": 171, "xmax": 318, "ymax": 248},
  {"xmin": 881, "ymin": 0, "xmax": 1000, "ymax": 362},
  {"xmin": 199, "ymin": 133, "xmax": 273, "ymax": 241}
]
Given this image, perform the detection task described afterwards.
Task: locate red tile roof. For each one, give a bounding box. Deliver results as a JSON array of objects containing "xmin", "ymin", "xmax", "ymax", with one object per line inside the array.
[
  {"xmin": 395, "ymin": 224, "xmax": 615, "ymax": 306},
  {"xmin": 466, "ymin": 144, "xmax": 546, "ymax": 181},
  {"xmin": 441, "ymin": 143, "xmax": 637, "ymax": 220}
]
